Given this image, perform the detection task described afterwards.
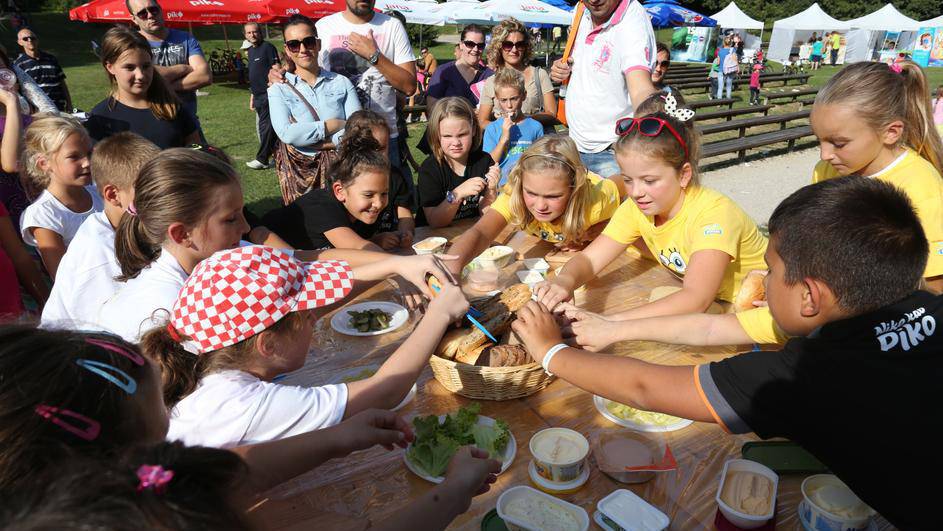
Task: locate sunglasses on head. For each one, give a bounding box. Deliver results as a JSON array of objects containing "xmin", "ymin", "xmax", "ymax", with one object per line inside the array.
[
  {"xmin": 285, "ymin": 36, "xmax": 319, "ymax": 53},
  {"xmin": 501, "ymin": 40, "xmax": 527, "ymax": 52},
  {"xmin": 135, "ymin": 5, "xmax": 161, "ymax": 19},
  {"xmin": 463, "ymin": 40, "xmax": 486, "ymax": 51},
  {"xmin": 615, "ymin": 117, "xmax": 688, "ymax": 159}
]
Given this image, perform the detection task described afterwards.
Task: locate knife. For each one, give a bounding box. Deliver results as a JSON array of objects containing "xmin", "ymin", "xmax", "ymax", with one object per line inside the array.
[{"xmin": 427, "ymin": 276, "xmax": 498, "ymax": 343}]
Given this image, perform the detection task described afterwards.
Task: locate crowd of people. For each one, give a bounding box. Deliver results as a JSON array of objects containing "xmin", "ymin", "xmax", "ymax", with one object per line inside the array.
[{"xmin": 0, "ymin": 0, "xmax": 942, "ymax": 528}]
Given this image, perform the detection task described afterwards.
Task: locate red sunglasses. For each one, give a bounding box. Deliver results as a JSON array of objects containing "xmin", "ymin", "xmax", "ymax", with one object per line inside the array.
[{"xmin": 614, "ymin": 117, "xmax": 688, "ymax": 159}]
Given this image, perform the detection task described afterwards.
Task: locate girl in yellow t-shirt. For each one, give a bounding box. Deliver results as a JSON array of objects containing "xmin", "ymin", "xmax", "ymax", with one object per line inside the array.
[
  {"xmin": 811, "ymin": 60, "xmax": 943, "ymax": 292},
  {"xmin": 446, "ymin": 135, "xmax": 624, "ymax": 275},
  {"xmin": 534, "ymin": 110, "xmax": 768, "ymax": 320}
]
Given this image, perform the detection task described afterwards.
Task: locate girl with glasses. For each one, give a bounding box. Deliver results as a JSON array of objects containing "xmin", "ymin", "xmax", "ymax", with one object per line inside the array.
[
  {"xmin": 477, "ymin": 18, "xmax": 558, "ymax": 132},
  {"xmin": 534, "ymin": 109, "xmax": 768, "ymax": 325}
]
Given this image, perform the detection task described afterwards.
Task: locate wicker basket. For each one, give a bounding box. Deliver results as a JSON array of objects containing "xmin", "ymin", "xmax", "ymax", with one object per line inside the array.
[{"xmin": 428, "ymin": 354, "xmax": 553, "ymax": 400}]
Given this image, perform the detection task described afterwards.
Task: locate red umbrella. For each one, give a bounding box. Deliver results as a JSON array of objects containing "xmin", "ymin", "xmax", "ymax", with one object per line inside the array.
[{"xmin": 69, "ymin": 0, "xmax": 344, "ymax": 25}]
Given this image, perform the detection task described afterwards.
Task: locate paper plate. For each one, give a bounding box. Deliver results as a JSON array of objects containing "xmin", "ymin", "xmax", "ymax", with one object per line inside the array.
[
  {"xmin": 330, "ymin": 365, "xmax": 417, "ymax": 412},
  {"xmin": 404, "ymin": 415, "xmax": 516, "ymax": 483},
  {"xmin": 330, "ymin": 302, "xmax": 408, "ymax": 336},
  {"xmin": 594, "ymin": 395, "xmax": 693, "ymax": 433}
]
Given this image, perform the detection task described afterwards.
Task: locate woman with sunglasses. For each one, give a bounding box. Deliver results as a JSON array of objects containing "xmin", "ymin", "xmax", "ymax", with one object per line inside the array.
[
  {"xmin": 426, "ymin": 24, "xmax": 493, "ymax": 111},
  {"xmin": 476, "ymin": 18, "xmax": 557, "ymax": 131},
  {"xmin": 534, "ymin": 110, "xmax": 768, "ymax": 321},
  {"xmin": 268, "ymin": 15, "xmax": 361, "ymax": 204},
  {"xmin": 85, "ymin": 26, "xmax": 200, "ymax": 150}
]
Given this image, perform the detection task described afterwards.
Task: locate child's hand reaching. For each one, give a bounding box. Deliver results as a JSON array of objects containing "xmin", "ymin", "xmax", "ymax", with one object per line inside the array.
[
  {"xmin": 397, "ymin": 229, "xmax": 414, "ymax": 250},
  {"xmin": 391, "ymin": 253, "xmax": 459, "ymax": 299},
  {"xmin": 557, "ymin": 302, "xmax": 617, "ymax": 352},
  {"xmin": 532, "ymin": 280, "xmax": 573, "ymax": 312},
  {"xmin": 511, "ymin": 300, "xmax": 565, "ymax": 363},
  {"xmin": 440, "ymin": 447, "xmax": 502, "ymax": 511},
  {"xmin": 334, "ymin": 408, "xmax": 414, "ymax": 453},
  {"xmin": 427, "ymin": 277, "xmax": 470, "ymax": 323},
  {"xmin": 0, "ymin": 87, "xmax": 19, "ymax": 110}
]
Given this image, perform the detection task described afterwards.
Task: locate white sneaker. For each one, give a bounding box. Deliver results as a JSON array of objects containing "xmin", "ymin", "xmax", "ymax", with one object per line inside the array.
[{"xmin": 246, "ymin": 159, "xmax": 271, "ymax": 170}]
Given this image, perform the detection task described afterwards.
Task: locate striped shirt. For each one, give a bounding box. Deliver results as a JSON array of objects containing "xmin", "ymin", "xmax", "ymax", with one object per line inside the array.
[{"xmin": 13, "ymin": 51, "xmax": 68, "ymax": 112}]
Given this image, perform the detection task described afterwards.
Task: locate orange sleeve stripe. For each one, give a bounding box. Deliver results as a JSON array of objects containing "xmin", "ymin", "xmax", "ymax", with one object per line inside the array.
[{"xmin": 693, "ymin": 365, "xmax": 732, "ymax": 434}]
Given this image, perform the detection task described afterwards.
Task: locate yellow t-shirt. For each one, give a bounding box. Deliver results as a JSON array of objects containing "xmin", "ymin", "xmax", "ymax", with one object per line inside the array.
[
  {"xmin": 812, "ymin": 150, "xmax": 943, "ymax": 278},
  {"xmin": 490, "ymin": 172, "xmax": 621, "ymax": 243},
  {"xmin": 735, "ymin": 306, "xmax": 789, "ymax": 345},
  {"xmin": 601, "ymin": 186, "xmax": 769, "ymax": 302}
]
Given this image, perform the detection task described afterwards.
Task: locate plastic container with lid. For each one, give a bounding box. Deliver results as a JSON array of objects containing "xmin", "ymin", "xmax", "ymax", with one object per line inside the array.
[
  {"xmin": 528, "ymin": 459, "xmax": 589, "ymax": 494},
  {"xmin": 715, "ymin": 459, "xmax": 778, "ymax": 529},
  {"xmin": 529, "ymin": 428, "xmax": 589, "ymax": 483},
  {"xmin": 593, "ymin": 489, "xmax": 669, "ymax": 531},
  {"xmin": 478, "ymin": 245, "xmax": 516, "ymax": 269},
  {"xmin": 497, "ymin": 485, "xmax": 589, "ymax": 531},
  {"xmin": 799, "ymin": 474, "xmax": 874, "ymax": 531},
  {"xmin": 592, "ymin": 431, "xmax": 677, "ymax": 484},
  {"xmin": 412, "ymin": 236, "xmax": 447, "ymax": 255}
]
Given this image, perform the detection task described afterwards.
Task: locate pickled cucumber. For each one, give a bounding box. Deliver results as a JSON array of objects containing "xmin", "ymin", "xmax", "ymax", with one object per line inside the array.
[{"xmin": 347, "ymin": 309, "xmax": 394, "ymax": 332}]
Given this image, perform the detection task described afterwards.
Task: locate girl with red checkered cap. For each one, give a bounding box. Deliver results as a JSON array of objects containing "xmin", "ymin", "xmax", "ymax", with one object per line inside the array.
[
  {"xmin": 0, "ymin": 326, "xmax": 501, "ymax": 527},
  {"xmin": 94, "ymin": 148, "xmax": 463, "ymax": 343},
  {"xmin": 139, "ymin": 244, "xmax": 472, "ymax": 451}
]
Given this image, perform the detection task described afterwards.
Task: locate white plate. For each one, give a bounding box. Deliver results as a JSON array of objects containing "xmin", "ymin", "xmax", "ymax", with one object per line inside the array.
[
  {"xmin": 403, "ymin": 414, "xmax": 516, "ymax": 483},
  {"xmin": 331, "ymin": 302, "xmax": 408, "ymax": 336},
  {"xmin": 330, "ymin": 365, "xmax": 417, "ymax": 412},
  {"xmin": 593, "ymin": 395, "xmax": 693, "ymax": 433}
]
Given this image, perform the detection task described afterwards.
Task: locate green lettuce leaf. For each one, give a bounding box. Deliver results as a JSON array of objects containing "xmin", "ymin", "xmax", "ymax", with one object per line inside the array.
[{"xmin": 470, "ymin": 419, "xmax": 511, "ymax": 459}]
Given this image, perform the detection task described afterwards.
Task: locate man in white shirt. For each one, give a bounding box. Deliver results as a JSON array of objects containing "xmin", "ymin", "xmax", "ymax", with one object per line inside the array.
[
  {"xmin": 41, "ymin": 133, "xmax": 160, "ymax": 329},
  {"xmin": 316, "ymin": 0, "xmax": 416, "ymax": 181},
  {"xmin": 550, "ymin": 0, "xmax": 657, "ymax": 178}
]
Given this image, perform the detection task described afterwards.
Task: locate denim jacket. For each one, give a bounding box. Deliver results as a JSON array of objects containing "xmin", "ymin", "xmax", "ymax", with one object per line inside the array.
[{"xmin": 267, "ymin": 70, "xmax": 362, "ymax": 156}]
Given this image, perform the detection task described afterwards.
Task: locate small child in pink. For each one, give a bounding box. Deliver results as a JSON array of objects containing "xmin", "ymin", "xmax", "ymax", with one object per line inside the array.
[{"xmin": 749, "ymin": 64, "xmax": 762, "ymax": 105}]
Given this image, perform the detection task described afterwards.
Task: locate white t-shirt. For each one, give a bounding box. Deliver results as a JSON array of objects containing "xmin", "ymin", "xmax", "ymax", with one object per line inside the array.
[
  {"xmin": 316, "ymin": 11, "xmax": 415, "ymax": 138},
  {"xmin": 94, "ymin": 249, "xmax": 189, "ymax": 343},
  {"xmin": 19, "ymin": 186, "xmax": 104, "ymax": 247},
  {"xmin": 41, "ymin": 212, "xmax": 120, "ymax": 329},
  {"xmin": 566, "ymin": 0, "xmax": 656, "ymax": 153},
  {"xmin": 167, "ymin": 370, "xmax": 348, "ymax": 448}
]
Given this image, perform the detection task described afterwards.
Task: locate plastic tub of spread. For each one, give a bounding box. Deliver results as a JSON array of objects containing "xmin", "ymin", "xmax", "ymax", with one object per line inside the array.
[
  {"xmin": 593, "ymin": 431, "xmax": 676, "ymax": 484},
  {"xmin": 516, "ymin": 269, "xmax": 545, "ymax": 287},
  {"xmin": 594, "ymin": 489, "xmax": 669, "ymax": 531},
  {"xmin": 522, "ymin": 258, "xmax": 550, "ymax": 274},
  {"xmin": 467, "ymin": 267, "xmax": 501, "ymax": 292},
  {"xmin": 715, "ymin": 459, "xmax": 778, "ymax": 529},
  {"xmin": 412, "ymin": 236, "xmax": 447, "ymax": 255},
  {"xmin": 799, "ymin": 474, "xmax": 874, "ymax": 531},
  {"xmin": 478, "ymin": 246, "xmax": 515, "ymax": 269},
  {"xmin": 497, "ymin": 485, "xmax": 589, "ymax": 531},
  {"xmin": 529, "ymin": 428, "xmax": 589, "ymax": 483},
  {"xmin": 528, "ymin": 459, "xmax": 589, "ymax": 495}
]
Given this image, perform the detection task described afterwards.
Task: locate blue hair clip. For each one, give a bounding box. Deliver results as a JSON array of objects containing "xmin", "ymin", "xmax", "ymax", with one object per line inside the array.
[{"xmin": 76, "ymin": 359, "xmax": 137, "ymax": 394}]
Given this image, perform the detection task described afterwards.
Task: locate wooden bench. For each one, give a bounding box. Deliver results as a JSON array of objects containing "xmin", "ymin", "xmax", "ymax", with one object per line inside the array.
[
  {"xmin": 694, "ymin": 105, "xmax": 772, "ymax": 122},
  {"xmin": 687, "ymin": 97, "xmax": 738, "ymax": 111},
  {"xmin": 762, "ymin": 88, "xmax": 818, "ymax": 105},
  {"xmin": 698, "ymin": 109, "xmax": 811, "ymax": 137},
  {"xmin": 675, "ymin": 74, "xmax": 810, "ymax": 93},
  {"xmin": 702, "ymin": 125, "xmax": 814, "ymax": 162}
]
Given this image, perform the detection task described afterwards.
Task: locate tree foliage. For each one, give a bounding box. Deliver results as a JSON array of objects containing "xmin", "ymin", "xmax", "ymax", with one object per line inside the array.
[{"xmin": 690, "ymin": 0, "xmax": 939, "ymax": 24}]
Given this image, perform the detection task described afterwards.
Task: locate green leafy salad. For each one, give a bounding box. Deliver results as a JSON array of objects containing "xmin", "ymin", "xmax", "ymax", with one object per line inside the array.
[{"xmin": 406, "ymin": 403, "xmax": 511, "ymax": 477}]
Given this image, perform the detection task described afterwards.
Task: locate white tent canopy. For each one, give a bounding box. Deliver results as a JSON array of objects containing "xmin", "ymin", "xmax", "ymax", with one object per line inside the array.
[
  {"xmin": 920, "ymin": 14, "xmax": 943, "ymax": 27},
  {"xmin": 844, "ymin": 4, "xmax": 921, "ymax": 63},
  {"xmin": 375, "ymin": 0, "xmax": 448, "ymax": 26},
  {"xmin": 711, "ymin": 2, "xmax": 763, "ymax": 30},
  {"xmin": 445, "ymin": 0, "xmax": 573, "ymax": 25},
  {"xmin": 767, "ymin": 2, "xmax": 849, "ymax": 62}
]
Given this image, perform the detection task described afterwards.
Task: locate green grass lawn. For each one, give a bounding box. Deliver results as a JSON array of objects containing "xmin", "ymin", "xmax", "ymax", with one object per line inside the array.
[{"xmin": 5, "ymin": 13, "xmax": 943, "ymax": 216}]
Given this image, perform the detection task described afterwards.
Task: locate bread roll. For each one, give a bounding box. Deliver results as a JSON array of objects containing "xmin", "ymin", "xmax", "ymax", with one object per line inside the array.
[
  {"xmin": 478, "ymin": 345, "xmax": 532, "ymax": 367},
  {"xmin": 455, "ymin": 342, "xmax": 491, "ymax": 365},
  {"xmin": 734, "ymin": 270, "xmax": 767, "ymax": 312},
  {"xmin": 436, "ymin": 328, "xmax": 468, "ymax": 360},
  {"xmin": 500, "ymin": 283, "xmax": 532, "ymax": 313}
]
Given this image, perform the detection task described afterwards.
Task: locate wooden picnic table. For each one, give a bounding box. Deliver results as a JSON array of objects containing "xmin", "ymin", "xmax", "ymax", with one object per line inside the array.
[{"xmin": 249, "ymin": 222, "xmax": 893, "ymax": 530}]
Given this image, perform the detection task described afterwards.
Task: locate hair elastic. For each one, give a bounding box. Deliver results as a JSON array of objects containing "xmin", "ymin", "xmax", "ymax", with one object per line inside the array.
[
  {"xmin": 137, "ymin": 465, "xmax": 174, "ymax": 494},
  {"xmin": 85, "ymin": 338, "xmax": 145, "ymax": 366},
  {"xmin": 166, "ymin": 323, "xmax": 182, "ymax": 343},
  {"xmin": 889, "ymin": 63, "xmax": 903, "ymax": 74},
  {"xmin": 126, "ymin": 203, "xmax": 138, "ymax": 216},
  {"xmin": 34, "ymin": 405, "xmax": 101, "ymax": 441},
  {"xmin": 76, "ymin": 359, "xmax": 137, "ymax": 394}
]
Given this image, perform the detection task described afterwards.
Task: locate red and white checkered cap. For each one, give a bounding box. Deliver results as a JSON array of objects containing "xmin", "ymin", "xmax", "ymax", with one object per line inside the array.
[{"xmin": 170, "ymin": 245, "xmax": 353, "ymax": 354}]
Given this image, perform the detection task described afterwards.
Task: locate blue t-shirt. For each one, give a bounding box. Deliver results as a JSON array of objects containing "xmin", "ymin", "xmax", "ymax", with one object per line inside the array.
[
  {"xmin": 147, "ymin": 29, "xmax": 204, "ymax": 114},
  {"xmin": 812, "ymin": 41, "xmax": 823, "ymax": 56},
  {"xmin": 482, "ymin": 116, "xmax": 544, "ymax": 186},
  {"xmin": 717, "ymin": 47, "xmax": 733, "ymax": 73}
]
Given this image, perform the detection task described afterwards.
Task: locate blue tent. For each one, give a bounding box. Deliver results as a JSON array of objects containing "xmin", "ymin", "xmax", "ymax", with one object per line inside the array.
[{"xmin": 643, "ymin": 0, "xmax": 716, "ymax": 28}]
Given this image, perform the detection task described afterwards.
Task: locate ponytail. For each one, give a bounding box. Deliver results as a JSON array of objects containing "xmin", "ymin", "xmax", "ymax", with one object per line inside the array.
[
  {"xmin": 817, "ymin": 61, "xmax": 943, "ymax": 176},
  {"xmin": 139, "ymin": 325, "xmax": 203, "ymax": 408},
  {"xmin": 114, "ymin": 213, "xmax": 161, "ymax": 281},
  {"xmin": 899, "ymin": 62, "xmax": 943, "ymax": 175}
]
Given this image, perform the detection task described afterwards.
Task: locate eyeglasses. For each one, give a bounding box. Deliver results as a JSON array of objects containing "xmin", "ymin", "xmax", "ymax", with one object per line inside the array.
[
  {"xmin": 463, "ymin": 40, "xmax": 486, "ymax": 51},
  {"xmin": 134, "ymin": 5, "xmax": 161, "ymax": 19},
  {"xmin": 501, "ymin": 40, "xmax": 527, "ymax": 52},
  {"xmin": 656, "ymin": 60, "xmax": 670, "ymax": 68},
  {"xmin": 615, "ymin": 117, "xmax": 688, "ymax": 159},
  {"xmin": 20, "ymin": 35, "xmax": 36, "ymax": 42},
  {"xmin": 285, "ymin": 36, "xmax": 319, "ymax": 53}
]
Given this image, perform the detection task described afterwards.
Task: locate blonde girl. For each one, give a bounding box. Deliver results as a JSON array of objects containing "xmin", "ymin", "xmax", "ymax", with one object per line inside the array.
[
  {"xmin": 447, "ymin": 135, "xmax": 623, "ymax": 275},
  {"xmin": 810, "ymin": 60, "xmax": 943, "ymax": 292},
  {"xmin": 20, "ymin": 115, "xmax": 102, "ymax": 279},
  {"xmin": 534, "ymin": 111, "xmax": 768, "ymax": 319},
  {"xmin": 417, "ymin": 97, "xmax": 500, "ymax": 228}
]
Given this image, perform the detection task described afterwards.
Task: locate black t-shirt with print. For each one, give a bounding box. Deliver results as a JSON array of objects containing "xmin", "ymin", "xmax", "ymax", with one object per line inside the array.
[
  {"xmin": 416, "ymin": 150, "xmax": 494, "ymax": 226},
  {"xmin": 262, "ymin": 187, "xmax": 378, "ymax": 250},
  {"xmin": 85, "ymin": 98, "xmax": 197, "ymax": 149},
  {"xmin": 376, "ymin": 166, "xmax": 413, "ymax": 233},
  {"xmin": 699, "ymin": 290, "xmax": 942, "ymax": 530}
]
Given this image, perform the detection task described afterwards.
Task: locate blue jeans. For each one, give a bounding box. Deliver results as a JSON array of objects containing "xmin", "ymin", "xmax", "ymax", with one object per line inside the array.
[
  {"xmin": 579, "ymin": 148, "xmax": 620, "ymax": 178},
  {"xmin": 716, "ymin": 72, "xmax": 733, "ymax": 99}
]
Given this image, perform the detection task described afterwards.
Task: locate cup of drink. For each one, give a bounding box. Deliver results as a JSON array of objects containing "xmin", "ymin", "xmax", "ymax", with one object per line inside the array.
[{"xmin": 0, "ymin": 69, "xmax": 16, "ymax": 89}]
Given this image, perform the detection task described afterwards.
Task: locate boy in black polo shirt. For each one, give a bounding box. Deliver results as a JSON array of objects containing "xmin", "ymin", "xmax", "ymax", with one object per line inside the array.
[{"xmin": 512, "ymin": 177, "xmax": 939, "ymax": 530}]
